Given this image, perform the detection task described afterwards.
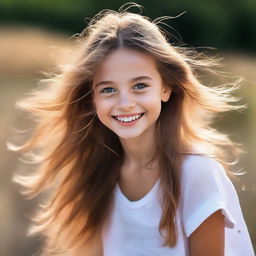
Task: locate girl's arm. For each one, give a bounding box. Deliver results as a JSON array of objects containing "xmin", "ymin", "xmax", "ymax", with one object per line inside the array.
[{"xmin": 188, "ymin": 209, "xmax": 225, "ymax": 256}]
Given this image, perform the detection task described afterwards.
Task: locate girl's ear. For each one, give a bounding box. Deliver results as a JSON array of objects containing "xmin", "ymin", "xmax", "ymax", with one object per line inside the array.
[{"xmin": 161, "ymin": 85, "xmax": 172, "ymax": 102}]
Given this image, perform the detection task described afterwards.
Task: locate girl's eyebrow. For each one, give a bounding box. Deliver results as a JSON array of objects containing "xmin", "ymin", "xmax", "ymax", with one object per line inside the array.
[{"xmin": 94, "ymin": 75, "xmax": 152, "ymax": 88}]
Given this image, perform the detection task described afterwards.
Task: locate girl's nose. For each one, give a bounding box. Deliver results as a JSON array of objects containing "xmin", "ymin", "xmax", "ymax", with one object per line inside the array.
[{"xmin": 117, "ymin": 92, "xmax": 136, "ymax": 110}]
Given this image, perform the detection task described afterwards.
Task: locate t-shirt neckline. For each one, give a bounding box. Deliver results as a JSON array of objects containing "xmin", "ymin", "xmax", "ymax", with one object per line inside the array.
[{"xmin": 116, "ymin": 178, "xmax": 160, "ymax": 209}]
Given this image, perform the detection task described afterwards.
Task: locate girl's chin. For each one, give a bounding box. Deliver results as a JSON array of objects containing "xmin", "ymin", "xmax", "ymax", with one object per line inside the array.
[
  {"xmin": 115, "ymin": 131, "xmax": 144, "ymax": 141},
  {"xmin": 117, "ymin": 134, "xmax": 142, "ymax": 140}
]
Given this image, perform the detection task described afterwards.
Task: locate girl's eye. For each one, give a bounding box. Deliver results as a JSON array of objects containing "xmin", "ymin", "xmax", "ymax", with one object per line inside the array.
[
  {"xmin": 133, "ymin": 83, "xmax": 148, "ymax": 90},
  {"xmin": 100, "ymin": 87, "xmax": 116, "ymax": 94}
]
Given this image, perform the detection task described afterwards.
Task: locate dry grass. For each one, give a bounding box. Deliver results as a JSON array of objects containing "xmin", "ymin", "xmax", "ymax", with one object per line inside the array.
[{"xmin": 0, "ymin": 25, "xmax": 72, "ymax": 76}]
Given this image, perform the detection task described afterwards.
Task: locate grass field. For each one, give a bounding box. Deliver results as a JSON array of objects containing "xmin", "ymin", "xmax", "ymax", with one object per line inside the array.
[{"xmin": 1, "ymin": 25, "xmax": 255, "ymax": 256}]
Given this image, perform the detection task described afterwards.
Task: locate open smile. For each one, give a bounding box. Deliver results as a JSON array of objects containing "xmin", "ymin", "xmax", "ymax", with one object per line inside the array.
[{"xmin": 112, "ymin": 113, "xmax": 144, "ymax": 125}]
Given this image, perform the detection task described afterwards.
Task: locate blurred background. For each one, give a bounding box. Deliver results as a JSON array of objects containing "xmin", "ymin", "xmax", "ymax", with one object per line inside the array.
[{"xmin": 0, "ymin": 0, "xmax": 255, "ymax": 255}]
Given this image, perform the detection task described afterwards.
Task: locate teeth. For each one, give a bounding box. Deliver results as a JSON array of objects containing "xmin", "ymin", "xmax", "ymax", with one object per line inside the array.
[{"xmin": 115, "ymin": 114, "xmax": 142, "ymax": 123}]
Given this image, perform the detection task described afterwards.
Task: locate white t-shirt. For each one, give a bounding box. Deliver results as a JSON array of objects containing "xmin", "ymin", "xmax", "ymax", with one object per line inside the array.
[{"xmin": 102, "ymin": 155, "xmax": 255, "ymax": 255}]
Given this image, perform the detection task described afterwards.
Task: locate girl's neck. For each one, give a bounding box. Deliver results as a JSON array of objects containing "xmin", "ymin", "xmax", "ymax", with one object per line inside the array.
[{"xmin": 119, "ymin": 127, "xmax": 158, "ymax": 171}]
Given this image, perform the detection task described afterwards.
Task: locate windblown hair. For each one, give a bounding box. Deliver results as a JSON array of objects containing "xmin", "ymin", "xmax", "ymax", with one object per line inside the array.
[{"xmin": 9, "ymin": 5, "xmax": 245, "ymax": 256}]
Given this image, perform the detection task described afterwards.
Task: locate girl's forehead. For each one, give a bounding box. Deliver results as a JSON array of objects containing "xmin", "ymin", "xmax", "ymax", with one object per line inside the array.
[{"xmin": 93, "ymin": 48, "xmax": 161, "ymax": 84}]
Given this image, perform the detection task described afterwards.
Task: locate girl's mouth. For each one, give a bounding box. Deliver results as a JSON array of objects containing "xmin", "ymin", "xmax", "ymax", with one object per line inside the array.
[{"xmin": 112, "ymin": 113, "xmax": 144, "ymax": 126}]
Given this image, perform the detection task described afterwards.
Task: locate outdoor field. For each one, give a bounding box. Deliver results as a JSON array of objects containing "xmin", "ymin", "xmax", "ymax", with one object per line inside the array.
[{"xmin": 0, "ymin": 25, "xmax": 255, "ymax": 256}]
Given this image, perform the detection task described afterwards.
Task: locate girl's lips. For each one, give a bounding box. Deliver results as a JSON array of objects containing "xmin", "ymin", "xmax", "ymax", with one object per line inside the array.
[
  {"xmin": 112, "ymin": 113, "xmax": 144, "ymax": 126},
  {"xmin": 112, "ymin": 112, "xmax": 144, "ymax": 118}
]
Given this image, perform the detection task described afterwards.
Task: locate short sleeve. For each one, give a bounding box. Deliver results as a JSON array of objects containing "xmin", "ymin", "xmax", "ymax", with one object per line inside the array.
[{"xmin": 180, "ymin": 155, "xmax": 236, "ymax": 238}]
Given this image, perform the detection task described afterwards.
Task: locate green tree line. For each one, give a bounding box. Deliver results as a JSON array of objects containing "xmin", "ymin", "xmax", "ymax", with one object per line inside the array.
[{"xmin": 0, "ymin": 0, "xmax": 255, "ymax": 52}]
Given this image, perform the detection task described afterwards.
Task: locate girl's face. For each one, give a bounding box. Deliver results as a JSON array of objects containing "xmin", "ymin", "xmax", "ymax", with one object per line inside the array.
[{"xmin": 92, "ymin": 48, "xmax": 171, "ymax": 140}]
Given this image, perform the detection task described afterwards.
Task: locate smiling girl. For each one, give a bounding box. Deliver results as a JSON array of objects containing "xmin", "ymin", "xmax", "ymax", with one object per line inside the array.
[{"xmin": 9, "ymin": 5, "xmax": 255, "ymax": 256}]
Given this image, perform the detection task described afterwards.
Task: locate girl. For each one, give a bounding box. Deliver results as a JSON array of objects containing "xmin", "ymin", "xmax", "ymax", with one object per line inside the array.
[{"xmin": 9, "ymin": 5, "xmax": 255, "ymax": 256}]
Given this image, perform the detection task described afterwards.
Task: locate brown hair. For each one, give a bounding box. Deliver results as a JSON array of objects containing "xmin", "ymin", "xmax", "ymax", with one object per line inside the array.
[{"xmin": 8, "ymin": 5, "xmax": 245, "ymax": 256}]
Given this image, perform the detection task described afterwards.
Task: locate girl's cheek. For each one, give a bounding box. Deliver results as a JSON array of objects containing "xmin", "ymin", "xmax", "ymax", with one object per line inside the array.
[
  {"xmin": 96, "ymin": 99, "xmax": 113, "ymax": 112},
  {"xmin": 140, "ymin": 95, "xmax": 161, "ymax": 104}
]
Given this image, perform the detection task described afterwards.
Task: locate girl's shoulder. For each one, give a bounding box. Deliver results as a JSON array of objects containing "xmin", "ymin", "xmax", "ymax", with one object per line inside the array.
[
  {"xmin": 182, "ymin": 154, "xmax": 218, "ymax": 168},
  {"xmin": 179, "ymin": 154, "xmax": 237, "ymax": 237},
  {"xmin": 180, "ymin": 154, "xmax": 231, "ymax": 188},
  {"xmin": 179, "ymin": 157, "xmax": 255, "ymax": 255},
  {"xmin": 181, "ymin": 154, "xmax": 225, "ymax": 174}
]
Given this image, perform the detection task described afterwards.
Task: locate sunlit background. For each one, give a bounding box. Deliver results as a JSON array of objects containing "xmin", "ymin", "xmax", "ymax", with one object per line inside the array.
[{"xmin": 1, "ymin": 1, "xmax": 255, "ymax": 255}]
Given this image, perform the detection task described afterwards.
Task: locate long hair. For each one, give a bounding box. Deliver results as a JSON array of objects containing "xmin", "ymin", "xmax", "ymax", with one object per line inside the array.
[{"xmin": 8, "ymin": 6, "xmax": 246, "ymax": 255}]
